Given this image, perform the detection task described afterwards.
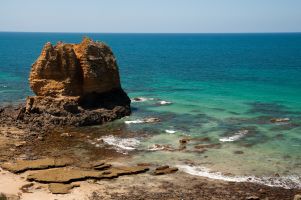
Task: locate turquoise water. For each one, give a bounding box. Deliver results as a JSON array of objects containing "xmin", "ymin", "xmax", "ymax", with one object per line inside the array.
[{"xmin": 1, "ymin": 33, "xmax": 301, "ymax": 187}]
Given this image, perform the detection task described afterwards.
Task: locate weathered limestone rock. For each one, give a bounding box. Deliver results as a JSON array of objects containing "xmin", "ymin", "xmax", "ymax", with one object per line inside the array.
[
  {"xmin": 73, "ymin": 37, "xmax": 121, "ymax": 96},
  {"xmin": 270, "ymin": 118, "xmax": 290, "ymax": 123},
  {"xmin": 27, "ymin": 168, "xmax": 103, "ymax": 183},
  {"xmin": 48, "ymin": 183, "xmax": 79, "ymax": 194},
  {"xmin": 29, "ymin": 37, "xmax": 121, "ymax": 97},
  {"xmin": 29, "ymin": 42, "xmax": 83, "ymax": 97},
  {"xmin": 153, "ymin": 166, "xmax": 178, "ymax": 175},
  {"xmin": 27, "ymin": 166, "xmax": 149, "ymax": 183},
  {"xmin": 1, "ymin": 158, "xmax": 73, "ymax": 173},
  {"xmin": 0, "ymin": 38, "xmax": 131, "ymax": 129}
]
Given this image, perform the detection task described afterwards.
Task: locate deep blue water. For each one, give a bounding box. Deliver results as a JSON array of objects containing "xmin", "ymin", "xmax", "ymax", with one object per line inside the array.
[{"xmin": 1, "ymin": 32, "xmax": 301, "ymax": 186}]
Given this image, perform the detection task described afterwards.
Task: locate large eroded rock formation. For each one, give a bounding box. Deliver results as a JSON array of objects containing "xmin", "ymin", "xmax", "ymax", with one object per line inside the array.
[
  {"xmin": 29, "ymin": 37, "xmax": 121, "ymax": 97},
  {"xmin": 0, "ymin": 38, "xmax": 131, "ymax": 131}
]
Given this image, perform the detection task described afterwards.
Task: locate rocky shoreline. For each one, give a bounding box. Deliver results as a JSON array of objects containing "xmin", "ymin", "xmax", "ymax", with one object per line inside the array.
[
  {"xmin": 0, "ymin": 114, "xmax": 300, "ymax": 199},
  {"xmin": 0, "ymin": 163, "xmax": 300, "ymax": 200},
  {"xmin": 0, "ymin": 38, "xmax": 300, "ymax": 199}
]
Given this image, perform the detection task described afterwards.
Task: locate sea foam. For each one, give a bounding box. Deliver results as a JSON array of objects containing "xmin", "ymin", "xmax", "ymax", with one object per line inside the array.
[
  {"xmin": 100, "ymin": 135, "xmax": 140, "ymax": 154},
  {"xmin": 177, "ymin": 165, "xmax": 301, "ymax": 189},
  {"xmin": 165, "ymin": 129, "xmax": 176, "ymax": 134},
  {"xmin": 125, "ymin": 119, "xmax": 145, "ymax": 124},
  {"xmin": 158, "ymin": 100, "xmax": 172, "ymax": 105},
  {"xmin": 219, "ymin": 130, "xmax": 248, "ymax": 142}
]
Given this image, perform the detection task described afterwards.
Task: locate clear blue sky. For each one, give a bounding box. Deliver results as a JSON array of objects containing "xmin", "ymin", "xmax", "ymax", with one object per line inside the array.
[{"xmin": 0, "ymin": 0, "xmax": 300, "ymax": 33}]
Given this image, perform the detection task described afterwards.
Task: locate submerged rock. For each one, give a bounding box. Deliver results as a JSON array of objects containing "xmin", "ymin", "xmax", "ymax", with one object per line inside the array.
[
  {"xmin": 143, "ymin": 117, "xmax": 160, "ymax": 123},
  {"xmin": 153, "ymin": 166, "xmax": 178, "ymax": 175},
  {"xmin": 270, "ymin": 118, "xmax": 290, "ymax": 123}
]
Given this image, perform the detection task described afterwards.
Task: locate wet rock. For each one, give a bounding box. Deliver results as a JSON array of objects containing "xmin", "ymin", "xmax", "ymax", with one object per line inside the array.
[
  {"xmin": 233, "ymin": 151, "xmax": 244, "ymax": 154},
  {"xmin": 137, "ymin": 163, "xmax": 153, "ymax": 167},
  {"xmin": 270, "ymin": 118, "xmax": 290, "ymax": 123},
  {"xmin": 156, "ymin": 165, "xmax": 169, "ymax": 171},
  {"xmin": 1, "ymin": 158, "xmax": 73, "ymax": 173},
  {"xmin": 153, "ymin": 166, "xmax": 178, "ymax": 175},
  {"xmin": 132, "ymin": 97, "xmax": 144, "ymax": 102},
  {"xmin": 48, "ymin": 183, "xmax": 79, "ymax": 194},
  {"xmin": 192, "ymin": 137, "xmax": 211, "ymax": 142},
  {"xmin": 179, "ymin": 138, "xmax": 190, "ymax": 144},
  {"xmin": 194, "ymin": 143, "xmax": 221, "ymax": 150},
  {"xmin": 294, "ymin": 194, "xmax": 301, "ymax": 200},
  {"xmin": 149, "ymin": 144, "xmax": 175, "ymax": 151}
]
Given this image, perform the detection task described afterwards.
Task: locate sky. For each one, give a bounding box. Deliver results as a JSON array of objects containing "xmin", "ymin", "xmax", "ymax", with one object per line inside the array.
[{"xmin": 0, "ymin": 0, "xmax": 301, "ymax": 33}]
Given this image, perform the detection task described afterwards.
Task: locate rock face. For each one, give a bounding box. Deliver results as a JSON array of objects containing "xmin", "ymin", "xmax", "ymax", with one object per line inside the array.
[
  {"xmin": 0, "ymin": 38, "xmax": 131, "ymax": 130},
  {"xmin": 30, "ymin": 37, "xmax": 121, "ymax": 98}
]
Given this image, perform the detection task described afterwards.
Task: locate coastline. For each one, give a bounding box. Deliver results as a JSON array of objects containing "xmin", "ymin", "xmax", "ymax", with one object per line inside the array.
[
  {"xmin": 1, "ymin": 33, "xmax": 301, "ymax": 199},
  {"xmin": 0, "ymin": 122, "xmax": 300, "ymax": 199},
  {"xmin": 0, "ymin": 167, "xmax": 300, "ymax": 200}
]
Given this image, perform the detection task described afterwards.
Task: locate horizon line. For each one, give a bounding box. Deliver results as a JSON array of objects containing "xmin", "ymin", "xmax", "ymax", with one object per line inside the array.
[{"xmin": 0, "ymin": 31, "xmax": 301, "ymax": 34}]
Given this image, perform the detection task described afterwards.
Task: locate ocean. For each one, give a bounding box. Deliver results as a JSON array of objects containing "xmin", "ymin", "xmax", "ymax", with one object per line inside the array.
[{"xmin": 0, "ymin": 32, "xmax": 301, "ymax": 188}]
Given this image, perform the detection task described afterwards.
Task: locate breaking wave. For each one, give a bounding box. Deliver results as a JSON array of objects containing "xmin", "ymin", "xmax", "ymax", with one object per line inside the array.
[
  {"xmin": 165, "ymin": 129, "xmax": 176, "ymax": 134},
  {"xmin": 177, "ymin": 165, "xmax": 301, "ymax": 189},
  {"xmin": 125, "ymin": 119, "xmax": 145, "ymax": 124},
  {"xmin": 158, "ymin": 100, "xmax": 172, "ymax": 105},
  {"xmin": 219, "ymin": 130, "xmax": 248, "ymax": 142},
  {"xmin": 100, "ymin": 135, "xmax": 140, "ymax": 154}
]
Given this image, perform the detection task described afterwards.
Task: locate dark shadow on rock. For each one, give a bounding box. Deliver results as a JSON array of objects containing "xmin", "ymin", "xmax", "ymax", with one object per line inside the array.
[{"xmin": 79, "ymin": 88, "xmax": 131, "ymax": 110}]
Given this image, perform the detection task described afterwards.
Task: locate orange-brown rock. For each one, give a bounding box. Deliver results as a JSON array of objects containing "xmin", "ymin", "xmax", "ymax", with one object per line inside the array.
[
  {"xmin": 0, "ymin": 37, "xmax": 131, "ymax": 130},
  {"xmin": 29, "ymin": 37, "xmax": 121, "ymax": 97}
]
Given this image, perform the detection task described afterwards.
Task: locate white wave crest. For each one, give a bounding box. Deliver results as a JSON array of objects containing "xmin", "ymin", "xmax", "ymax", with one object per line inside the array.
[
  {"xmin": 177, "ymin": 165, "xmax": 301, "ymax": 189},
  {"xmin": 219, "ymin": 130, "xmax": 248, "ymax": 142},
  {"xmin": 125, "ymin": 117, "xmax": 160, "ymax": 124},
  {"xmin": 165, "ymin": 129, "xmax": 176, "ymax": 134},
  {"xmin": 131, "ymin": 97, "xmax": 155, "ymax": 102},
  {"xmin": 125, "ymin": 120, "xmax": 145, "ymax": 124},
  {"xmin": 100, "ymin": 135, "xmax": 140, "ymax": 154},
  {"xmin": 158, "ymin": 100, "xmax": 172, "ymax": 105}
]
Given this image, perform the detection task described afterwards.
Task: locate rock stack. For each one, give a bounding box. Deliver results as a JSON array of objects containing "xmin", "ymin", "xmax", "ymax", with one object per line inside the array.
[{"xmin": 0, "ymin": 38, "xmax": 131, "ymax": 130}]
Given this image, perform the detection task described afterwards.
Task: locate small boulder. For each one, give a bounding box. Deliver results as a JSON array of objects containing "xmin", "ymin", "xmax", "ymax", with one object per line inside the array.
[{"xmin": 48, "ymin": 183, "xmax": 79, "ymax": 194}]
